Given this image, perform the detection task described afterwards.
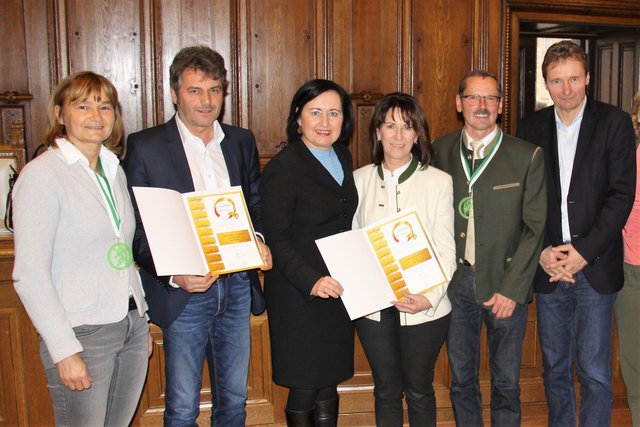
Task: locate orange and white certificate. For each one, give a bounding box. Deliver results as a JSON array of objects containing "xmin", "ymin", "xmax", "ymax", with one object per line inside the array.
[
  {"xmin": 132, "ymin": 186, "xmax": 265, "ymax": 276},
  {"xmin": 316, "ymin": 208, "xmax": 449, "ymax": 320}
]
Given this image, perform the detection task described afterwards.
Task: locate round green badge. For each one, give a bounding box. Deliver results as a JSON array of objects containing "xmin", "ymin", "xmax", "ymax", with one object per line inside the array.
[
  {"xmin": 458, "ymin": 196, "xmax": 473, "ymax": 220},
  {"xmin": 107, "ymin": 242, "xmax": 133, "ymax": 271}
]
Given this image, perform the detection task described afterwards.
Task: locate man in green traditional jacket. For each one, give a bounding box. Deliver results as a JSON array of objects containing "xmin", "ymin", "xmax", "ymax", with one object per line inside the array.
[{"xmin": 432, "ymin": 69, "xmax": 546, "ymax": 427}]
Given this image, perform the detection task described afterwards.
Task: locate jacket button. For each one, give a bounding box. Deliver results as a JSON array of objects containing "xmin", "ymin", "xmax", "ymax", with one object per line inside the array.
[
  {"xmin": 343, "ymin": 212, "xmax": 348, "ymax": 218},
  {"xmin": 459, "ymin": 232, "xmax": 466, "ymax": 238},
  {"xmin": 340, "ymin": 197, "xmax": 347, "ymax": 203}
]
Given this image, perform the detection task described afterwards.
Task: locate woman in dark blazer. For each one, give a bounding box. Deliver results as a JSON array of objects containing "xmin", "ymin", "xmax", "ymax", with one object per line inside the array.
[{"xmin": 261, "ymin": 79, "xmax": 356, "ymax": 427}]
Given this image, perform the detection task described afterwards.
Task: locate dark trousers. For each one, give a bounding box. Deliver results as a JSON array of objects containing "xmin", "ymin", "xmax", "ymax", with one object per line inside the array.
[
  {"xmin": 446, "ymin": 266, "xmax": 527, "ymax": 427},
  {"xmin": 356, "ymin": 307, "xmax": 450, "ymax": 426}
]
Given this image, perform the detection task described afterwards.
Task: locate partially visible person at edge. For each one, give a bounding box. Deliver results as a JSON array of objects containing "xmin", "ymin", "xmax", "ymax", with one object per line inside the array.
[
  {"xmin": 516, "ymin": 40, "xmax": 636, "ymax": 427},
  {"xmin": 12, "ymin": 71, "xmax": 151, "ymax": 426},
  {"xmin": 615, "ymin": 90, "xmax": 640, "ymax": 427},
  {"xmin": 124, "ymin": 46, "xmax": 272, "ymax": 427},
  {"xmin": 432, "ymin": 69, "xmax": 547, "ymax": 427},
  {"xmin": 352, "ymin": 92, "xmax": 456, "ymax": 426},
  {"xmin": 260, "ymin": 79, "xmax": 356, "ymax": 427}
]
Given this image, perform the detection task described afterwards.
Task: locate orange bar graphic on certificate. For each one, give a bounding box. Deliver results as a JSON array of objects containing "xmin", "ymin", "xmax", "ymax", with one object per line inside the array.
[
  {"xmin": 206, "ymin": 253, "xmax": 222, "ymax": 263},
  {"xmin": 197, "ymin": 227, "xmax": 213, "ymax": 237},
  {"xmin": 200, "ymin": 237, "xmax": 217, "ymax": 245},
  {"xmin": 399, "ymin": 249, "xmax": 432, "ymax": 270},
  {"xmin": 194, "ymin": 219, "xmax": 211, "ymax": 228},
  {"xmin": 208, "ymin": 262, "xmax": 225, "ymax": 272},
  {"xmin": 202, "ymin": 245, "xmax": 220, "ymax": 254},
  {"xmin": 383, "ymin": 263, "xmax": 399, "ymax": 275},
  {"xmin": 217, "ymin": 230, "xmax": 251, "ymax": 245}
]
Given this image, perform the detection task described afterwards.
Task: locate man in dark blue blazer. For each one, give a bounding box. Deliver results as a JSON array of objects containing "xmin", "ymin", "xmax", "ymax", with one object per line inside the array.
[
  {"xmin": 517, "ymin": 41, "xmax": 636, "ymax": 427},
  {"xmin": 124, "ymin": 46, "xmax": 272, "ymax": 427}
]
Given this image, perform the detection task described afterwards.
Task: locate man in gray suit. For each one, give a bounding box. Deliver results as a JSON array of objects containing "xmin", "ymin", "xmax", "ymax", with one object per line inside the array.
[{"xmin": 432, "ymin": 70, "xmax": 546, "ymax": 427}]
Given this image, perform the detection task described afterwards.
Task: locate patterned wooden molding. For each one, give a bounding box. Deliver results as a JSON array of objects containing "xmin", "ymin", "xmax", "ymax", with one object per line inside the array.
[{"xmin": 0, "ymin": 91, "xmax": 33, "ymax": 105}]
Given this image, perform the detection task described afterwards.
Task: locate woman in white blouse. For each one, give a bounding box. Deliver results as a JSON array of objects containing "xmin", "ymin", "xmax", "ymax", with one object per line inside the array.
[
  {"xmin": 353, "ymin": 92, "xmax": 456, "ymax": 426},
  {"xmin": 12, "ymin": 72, "xmax": 150, "ymax": 426}
]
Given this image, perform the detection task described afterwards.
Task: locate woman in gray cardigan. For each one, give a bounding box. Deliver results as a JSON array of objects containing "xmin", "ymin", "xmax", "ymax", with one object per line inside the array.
[{"xmin": 12, "ymin": 72, "xmax": 149, "ymax": 426}]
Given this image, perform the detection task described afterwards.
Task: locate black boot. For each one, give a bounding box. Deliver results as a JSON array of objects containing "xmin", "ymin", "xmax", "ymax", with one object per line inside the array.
[
  {"xmin": 285, "ymin": 406, "xmax": 314, "ymax": 427},
  {"xmin": 314, "ymin": 396, "xmax": 339, "ymax": 427}
]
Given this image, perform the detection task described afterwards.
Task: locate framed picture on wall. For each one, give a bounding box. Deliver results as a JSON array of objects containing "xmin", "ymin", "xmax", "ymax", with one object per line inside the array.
[{"xmin": 0, "ymin": 144, "xmax": 25, "ymax": 234}]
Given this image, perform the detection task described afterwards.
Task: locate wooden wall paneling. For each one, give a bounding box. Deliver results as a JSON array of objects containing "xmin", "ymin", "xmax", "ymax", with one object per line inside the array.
[
  {"xmin": 0, "ymin": 0, "xmax": 37, "ymax": 159},
  {"xmin": 597, "ymin": 43, "xmax": 614, "ymax": 105},
  {"xmin": 328, "ymin": 0, "xmax": 352, "ymax": 90},
  {"xmin": 132, "ymin": 324, "xmax": 165, "ymax": 425},
  {"xmin": 351, "ymin": 0, "xmax": 403, "ymax": 95},
  {"xmin": 154, "ymin": 0, "xmax": 234, "ymax": 126},
  {"xmin": 245, "ymin": 315, "xmax": 276, "ymax": 425},
  {"xmin": 23, "ymin": 0, "xmax": 56, "ymax": 158},
  {"xmin": 61, "ymin": 0, "xmax": 145, "ymax": 142},
  {"xmin": 349, "ymin": 93, "xmax": 382, "ymax": 170},
  {"xmin": 594, "ymin": 29, "xmax": 640, "ymax": 112},
  {"xmin": 0, "ymin": 308, "xmax": 23, "ymax": 426},
  {"xmin": 0, "ymin": 240, "xmax": 53, "ymax": 427},
  {"xmin": 245, "ymin": 0, "xmax": 316, "ymax": 160},
  {"xmin": 0, "ymin": 0, "xmax": 29, "ymax": 93},
  {"xmin": 412, "ymin": 0, "xmax": 474, "ymax": 140},
  {"xmin": 620, "ymin": 42, "xmax": 637, "ymax": 113}
]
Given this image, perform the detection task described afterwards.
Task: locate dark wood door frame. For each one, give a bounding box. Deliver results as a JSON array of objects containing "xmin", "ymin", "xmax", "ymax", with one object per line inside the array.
[{"xmin": 502, "ymin": 0, "xmax": 640, "ymax": 132}]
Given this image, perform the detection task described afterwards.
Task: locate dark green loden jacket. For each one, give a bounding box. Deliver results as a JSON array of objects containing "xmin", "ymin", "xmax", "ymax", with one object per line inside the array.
[{"xmin": 432, "ymin": 129, "xmax": 547, "ymax": 305}]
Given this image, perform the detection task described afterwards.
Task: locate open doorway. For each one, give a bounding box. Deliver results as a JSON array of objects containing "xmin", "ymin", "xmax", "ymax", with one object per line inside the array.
[
  {"xmin": 518, "ymin": 23, "xmax": 640, "ymax": 121},
  {"xmin": 502, "ymin": 6, "xmax": 640, "ymax": 132}
]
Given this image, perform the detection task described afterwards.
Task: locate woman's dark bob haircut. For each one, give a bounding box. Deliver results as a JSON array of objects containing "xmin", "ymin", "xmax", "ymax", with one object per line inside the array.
[{"xmin": 286, "ymin": 79, "xmax": 354, "ymax": 145}]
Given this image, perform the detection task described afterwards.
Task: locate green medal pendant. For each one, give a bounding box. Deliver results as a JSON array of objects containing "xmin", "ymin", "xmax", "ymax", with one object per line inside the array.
[
  {"xmin": 459, "ymin": 195, "xmax": 473, "ymax": 220},
  {"xmin": 95, "ymin": 158, "xmax": 132, "ymax": 271},
  {"xmin": 108, "ymin": 240, "xmax": 133, "ymax": 271}
]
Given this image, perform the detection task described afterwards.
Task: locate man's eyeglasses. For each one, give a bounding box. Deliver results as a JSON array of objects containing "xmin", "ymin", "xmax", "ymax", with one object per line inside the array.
[{"xmin": 461, "ymin": 94, "xmax": 501, "ymax": 106}]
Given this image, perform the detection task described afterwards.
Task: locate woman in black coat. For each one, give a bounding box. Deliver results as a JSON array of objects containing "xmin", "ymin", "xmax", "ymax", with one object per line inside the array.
[{"xmin": 261, "ymin": 79, "xmax": 357, "ymax": 427}]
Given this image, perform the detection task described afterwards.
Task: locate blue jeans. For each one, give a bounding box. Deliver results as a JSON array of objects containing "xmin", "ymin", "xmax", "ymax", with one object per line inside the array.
[
  {"xmin": 447, "ymin": 266, "xmax": 527, "ymax": 427},
  {"xmin": 40, "ymin": 310, "xmax": 149, "ymax": 427},
  {"xmin": 162, "ymin": 273, "xmax": 251, "ymax": 427},
  {"xmin": 536, "ymin": 272, "xmax": 616, "ymax": 427}
]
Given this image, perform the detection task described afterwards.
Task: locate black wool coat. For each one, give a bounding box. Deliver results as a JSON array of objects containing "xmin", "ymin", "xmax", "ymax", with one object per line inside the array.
[{"xmin": 260, "ymin": 140, "xmax": 357, "ymax": 388}]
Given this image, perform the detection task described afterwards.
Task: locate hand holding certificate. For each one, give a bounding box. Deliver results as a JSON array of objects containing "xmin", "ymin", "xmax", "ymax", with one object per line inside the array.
[
  {"xmin": 316, "ymin": 208, "xmax": 450, "ymax": 320},
  {"xmin": 132, "ymin": 186, "xmax": 266, "ymax": 276}
]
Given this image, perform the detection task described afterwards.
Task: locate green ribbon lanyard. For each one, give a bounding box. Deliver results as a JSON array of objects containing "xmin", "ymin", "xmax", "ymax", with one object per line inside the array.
[
  {"xmin": 459, "ymin": 128, "xmax": 503, "ymax": 191},
  {"xmin": 94, "ymin": 157, "xmax": 121, "ymax": 231}
]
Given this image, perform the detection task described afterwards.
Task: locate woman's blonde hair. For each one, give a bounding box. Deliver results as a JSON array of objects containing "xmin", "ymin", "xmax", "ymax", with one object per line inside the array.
[{"xmin": 45, "ymin": 71, "xmax": 124, "ymax": 155}]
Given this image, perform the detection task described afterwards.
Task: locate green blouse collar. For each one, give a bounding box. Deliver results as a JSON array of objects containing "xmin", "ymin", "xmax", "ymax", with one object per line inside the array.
[{"xmin": 376, "ymin": 156, "xmax": 419, "ymax": 184}]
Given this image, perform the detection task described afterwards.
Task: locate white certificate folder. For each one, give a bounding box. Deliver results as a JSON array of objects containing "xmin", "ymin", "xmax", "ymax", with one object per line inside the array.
[
  {"xmin": 316, "ymin": 208, "xmax": 450, "ymax": 320},
  {"xmin": 132, "ymin": 186, "xmax": 266, "ymax": 276}
]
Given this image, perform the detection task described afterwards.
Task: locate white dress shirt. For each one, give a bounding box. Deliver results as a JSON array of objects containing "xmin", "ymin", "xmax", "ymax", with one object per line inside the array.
[
  {"xmin": 555, "ymin": 97, "xmax": 586, "ymax": 242},
  {"xmin": 176, "ymin": 114, "xmax": 230, "ymax": 192}
]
